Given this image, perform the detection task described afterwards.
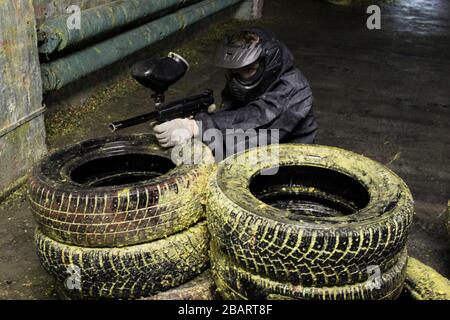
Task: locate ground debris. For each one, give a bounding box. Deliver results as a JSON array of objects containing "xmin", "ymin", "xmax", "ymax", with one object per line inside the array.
[
  {"xmin": 45, "ymin": 76, "xmax": 141, "ymax": 143},
  {"xmin": 0, "ymin": 185, "xmax": 27, "ymax": 210}
]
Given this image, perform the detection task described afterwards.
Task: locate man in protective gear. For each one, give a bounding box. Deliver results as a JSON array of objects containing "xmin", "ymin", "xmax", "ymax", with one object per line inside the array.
[{"xmin": 154, "ymin": 27, "xmax": 318, "ymax": 155}]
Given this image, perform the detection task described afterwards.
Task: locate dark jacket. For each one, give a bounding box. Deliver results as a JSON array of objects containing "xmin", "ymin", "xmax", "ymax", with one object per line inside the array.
[{"xmin": 195, "ymin": 38, "xmax": 318, "ymax": 154}]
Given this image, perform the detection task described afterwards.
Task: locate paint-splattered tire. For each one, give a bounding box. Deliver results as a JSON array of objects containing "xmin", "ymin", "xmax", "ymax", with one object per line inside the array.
[
  {"xmin": 211, "ymin": 242, "xmax": 407, "ymax": 300},
  {"xmin": 57, "ymin": 270, "xmax": 216, "ymax": 300},
  {"xmin": 206, "ymin": 144, "xmax": 414, "ymax": 287},
  {"xmin": 28, "ymin": 134, "xmax": 214, "ymax": 247},
  {"xmin": 141, "ymin": 270, "xmax": 216, "ymax": 300},
  {"xmin": 404, "ymin": 257, "xmax": 450, "ymax": 300},
  {"xmin": 35, "ymin": 221, "xmax": 210, "ymax": 299}
]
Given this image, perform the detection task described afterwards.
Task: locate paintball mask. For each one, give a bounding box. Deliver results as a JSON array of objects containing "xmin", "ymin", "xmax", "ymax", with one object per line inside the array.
[{"xmin": 214, "ymin": 27, "xmax": 283, "ymax": 104}]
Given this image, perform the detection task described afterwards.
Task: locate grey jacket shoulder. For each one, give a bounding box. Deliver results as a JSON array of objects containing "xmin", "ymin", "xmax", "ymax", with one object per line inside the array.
[{"xmin": 194, "ymin": 40, "xmax": 317, "ymax": 144}]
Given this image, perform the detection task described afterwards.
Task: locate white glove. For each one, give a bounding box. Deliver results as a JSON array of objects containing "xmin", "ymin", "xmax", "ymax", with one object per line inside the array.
[{"xmin": 153, "ymin": 118, "xmax": 199, "ymax": 148}]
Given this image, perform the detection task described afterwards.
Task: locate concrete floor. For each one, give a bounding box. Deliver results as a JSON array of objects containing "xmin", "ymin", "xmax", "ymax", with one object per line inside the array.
[{"xmin": 0, "ymin": 0, "xmax": 448, "ymax": 299}]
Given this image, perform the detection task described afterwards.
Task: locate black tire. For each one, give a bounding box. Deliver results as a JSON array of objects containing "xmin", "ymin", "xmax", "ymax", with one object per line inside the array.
[
  {"xmin": 35, "ymin": 221, "xmax": 210, "ymax": 299},
  {"xmin": 28, "ymin": 134, "xmax": 214, "ymax": 247},
  {"xmin": 57, "ymin": 270, "xmax": 217, "ymax": 301},
  {"xmin": 207, "ymin": 144, "xmax": 414, "ymax": 287},
  {"xmin": 211, "ymin": 242, "xmax": 407, "ymax": 300},
  {"xmin": 141, "ymin": 270, "xmax": 217, "ymax": 300}
]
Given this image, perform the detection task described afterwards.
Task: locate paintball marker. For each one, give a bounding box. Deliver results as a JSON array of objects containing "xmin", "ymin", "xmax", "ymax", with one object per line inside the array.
[{"xmin": 108, "ymin": 52, "xmax": 215, "ymax": 132}]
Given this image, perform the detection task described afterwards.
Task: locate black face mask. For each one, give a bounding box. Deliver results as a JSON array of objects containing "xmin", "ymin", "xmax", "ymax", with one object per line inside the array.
[
  {"xmin": 226, "ymin": 60, "xmax": 266, "ymax": 104},
  {"xmin": 226, "ymin": 40, "xmax": 283, "ymax": 105}
]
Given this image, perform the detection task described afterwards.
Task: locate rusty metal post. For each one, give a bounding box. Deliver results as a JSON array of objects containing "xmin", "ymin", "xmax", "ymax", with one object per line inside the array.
[{"xmin": 0, "ymin": 0, "xmax": 47, "ymax": 199}]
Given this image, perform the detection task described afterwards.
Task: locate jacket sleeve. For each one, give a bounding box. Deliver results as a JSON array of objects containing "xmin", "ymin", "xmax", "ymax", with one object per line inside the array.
[{"xmin": 194, "ymin": 69, "xmax": 313, "ymax": 142}]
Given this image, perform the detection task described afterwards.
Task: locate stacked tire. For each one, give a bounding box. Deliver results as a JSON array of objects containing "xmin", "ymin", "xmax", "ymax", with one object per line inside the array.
[
  {"xmin": 28, "ymin": 134, "xmax": 215, "ymax": 299},
  {"xmin": 207, "ymin": 144, "xmax": 414, "ymax": 300}
]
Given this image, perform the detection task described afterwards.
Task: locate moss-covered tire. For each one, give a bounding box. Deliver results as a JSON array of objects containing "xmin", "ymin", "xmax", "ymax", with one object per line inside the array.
[
  {"xmin": 207, "ymin": 144, "xmax": 414, "ymax": 287},
  {"xmin": 141, "ymin": 270, "xmax": 217, "ymax": 300},
  {"xmin": 35, "ymin": 221, "xmax": 210, "ymax": 299},
  {"xmin": 211, "ymin": 242, "xmax": 407, "ymax": 300},
  {"xmin": 57, "ymin": 270, "xmax": 217, "ymax": 300},
  {"xmin": 28, "ymin": 134, "xmax": 213, "ymax": 247},
  {"xmin": 404, "ymin": 257, "xmax": 450, "ymax": 300}
]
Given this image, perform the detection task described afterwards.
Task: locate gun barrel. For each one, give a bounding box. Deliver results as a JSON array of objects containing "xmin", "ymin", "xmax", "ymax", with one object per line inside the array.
[
  {"xmin": 108, "ymin": 110, "xmax": 159, "ymax": 132},
  {"xmin": 108, "ymin": 90, "xmax": 214, "ymax": 132},
  {"xmin": 159, "ymin": 90, "xmax": 214, "ymax": 120}
]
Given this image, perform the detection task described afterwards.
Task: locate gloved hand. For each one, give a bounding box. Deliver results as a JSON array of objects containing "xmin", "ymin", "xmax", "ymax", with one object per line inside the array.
[{"xmin": 153, "ymin": 118, "xmax": 199, "ymax": 148}]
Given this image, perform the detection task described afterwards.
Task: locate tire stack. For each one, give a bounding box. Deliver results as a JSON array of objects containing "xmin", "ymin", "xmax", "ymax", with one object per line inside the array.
[
  {"xmin": 28, "ymin": 134, "xmax": 215, "ymax": 299},
  {"xmin": 207, "ymin": 144, "xmax": 414, "ymax": 300}
]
